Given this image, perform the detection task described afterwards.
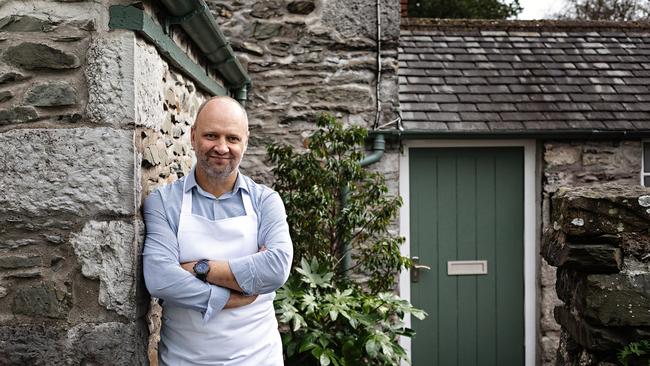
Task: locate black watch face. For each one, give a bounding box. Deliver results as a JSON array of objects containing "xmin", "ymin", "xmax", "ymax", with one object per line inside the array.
[{"xmin": 195, "ymin": 261, "xmax": 209, "ymax": 274}]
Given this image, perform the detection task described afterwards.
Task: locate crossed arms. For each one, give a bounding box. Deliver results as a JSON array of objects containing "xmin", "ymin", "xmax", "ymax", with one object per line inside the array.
[{"xmin": 142, "ymin": 188, "xmax": 293, "ymax": 320}]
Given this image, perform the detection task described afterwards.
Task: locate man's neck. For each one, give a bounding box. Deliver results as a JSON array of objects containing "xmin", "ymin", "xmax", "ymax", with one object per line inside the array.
[{"xmin": 194, "ymin": 169, "xmax": 238, "ymax": 198}]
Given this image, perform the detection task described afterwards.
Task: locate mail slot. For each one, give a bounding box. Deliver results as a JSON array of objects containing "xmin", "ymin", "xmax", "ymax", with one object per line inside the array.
[{"xmin": 447, "ymin": 260, "xmax": 488, "ymax": 275}]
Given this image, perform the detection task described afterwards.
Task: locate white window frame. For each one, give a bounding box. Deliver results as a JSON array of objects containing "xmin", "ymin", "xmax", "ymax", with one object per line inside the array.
[
  {"xmin": 398, "ymin": 139, "xmax": 537, "ymax": 366},
  {"xmin": 642, "ymin": 140, "xmax": 649, "ymax": 187}
]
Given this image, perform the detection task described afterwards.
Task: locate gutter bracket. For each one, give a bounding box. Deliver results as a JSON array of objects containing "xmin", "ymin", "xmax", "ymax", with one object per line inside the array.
[{"xmin": 163, "ymin": 2, "xmax": 209, "ymax": 34}]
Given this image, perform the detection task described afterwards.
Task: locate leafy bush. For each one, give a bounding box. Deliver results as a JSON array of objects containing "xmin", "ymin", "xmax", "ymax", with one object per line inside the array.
[
  {"xmin": 268, "ymin": 114, "xmax": 424, "ymax": 365},
  {"xmin": 619, "ymin": 340, "xmax": 650, "ymax": 366}
]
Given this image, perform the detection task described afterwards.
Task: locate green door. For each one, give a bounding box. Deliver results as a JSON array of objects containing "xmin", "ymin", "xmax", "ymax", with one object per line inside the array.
[{"xmin": 409, "ymin": 147, "xmax": 524, "ymax": 366}]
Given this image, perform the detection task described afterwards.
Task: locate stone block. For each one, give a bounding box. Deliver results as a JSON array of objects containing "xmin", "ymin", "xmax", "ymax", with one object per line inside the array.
[
  {"xmin": 557, "ymin": 267, "xmax": 650, "ymax": 326},
  {"xmin": 0, "ymin": 15, "xmax": 57, "ymax": 32},
  {"xmin": 66, "ymin": 322, "xmax": 148, "ymax": 365},
  {"xmin": 544, "ymin": 143, "xmax": 581, "ymax": 167},
  {"xmin": 554, "ymin": 305, "xmax": 629, "ymax": 352},
  {"xmin": 134, "ymin": 38, "xmax": 165, "ymax": 129},
  {"xmin": 0, "ymin": 322, "xmax": 147, "ymax": 366},
  {"xmin": 0, "ymin": 70, "xmax": 29, "ymax": 85},
  {"xmin": 287, "ymin": 0, "xmax": 316, "ymax": 14},
  {"xmin": 321, "ymin": 0, "xmax": 399, "ymax": 43},
  {"xmin": 86, "ymin": 31, "xmax": 135, "ymax": 127},
  {"xmin": 3, "ymin": 42, "xmax": 80, "ymax": 69},
  {"xmin": 0, "ymin": 105, "xmax": 37, "ymax": 125},
  {"xmin": 0, "ymin": 255, "xmax": 41, "ymax": 269},
  {"xmin": 69, "ymin": 220, "xmax": 137, "ymax": 318},
  {"xmin": 550, "ymin": 184, "xmax": 650, "ymax": 236},
  {"xmin": 24, "ymin": 81, "xmax": 77, "ymax": 107},
  {"xmin": 13, "ymin": 281, "xmax": 68, "ymax": 319},
  {"xmin": 0, "ymin": 128, "xmax": 134, "ymax": 217},
  {"xmin": 0, "ymin": 90, "xmax": 13, "ymax": 103}
]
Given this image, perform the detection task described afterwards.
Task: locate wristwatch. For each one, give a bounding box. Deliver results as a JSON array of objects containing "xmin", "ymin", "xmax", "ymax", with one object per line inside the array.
[{"xmin": 193, "ymin": 259, "xmax": 210, "ymax": 282}]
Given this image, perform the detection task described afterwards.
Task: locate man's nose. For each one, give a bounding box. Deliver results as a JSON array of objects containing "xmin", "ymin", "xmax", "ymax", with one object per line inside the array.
[{"xmin": 213, "ymin": 138, "xmax": 229, "ymax": 154}]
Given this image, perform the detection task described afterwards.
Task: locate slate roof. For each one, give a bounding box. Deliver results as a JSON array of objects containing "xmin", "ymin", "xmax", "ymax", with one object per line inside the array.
[{"xmin": 398, "ymin": 19, "xmax": 650, "ymax": 136}]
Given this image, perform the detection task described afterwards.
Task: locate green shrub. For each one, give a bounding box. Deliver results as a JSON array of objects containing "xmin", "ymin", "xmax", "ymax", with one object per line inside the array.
[
  {"xmin": 619, "ymin": 340, "xmax": 650, "ymax": 366},
  {"xmin": 268, "ymin": 114, "xmax": 425, "ymax": 365}
]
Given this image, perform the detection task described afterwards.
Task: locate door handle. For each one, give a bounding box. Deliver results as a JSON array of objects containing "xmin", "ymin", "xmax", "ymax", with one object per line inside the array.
[{"xmin": 411, "ymin": 256, "xmax": 431, "ymax": 283}]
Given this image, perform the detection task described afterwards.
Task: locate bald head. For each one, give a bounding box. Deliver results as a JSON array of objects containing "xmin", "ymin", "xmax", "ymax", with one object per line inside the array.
[{"xmin": 194, "ymin": 96, "xmax": 248, "ymax": 132}]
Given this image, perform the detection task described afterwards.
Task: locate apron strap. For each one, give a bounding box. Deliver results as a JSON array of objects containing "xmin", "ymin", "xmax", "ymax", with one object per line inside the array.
[{"xmin": 181, "ymin": 176, "xmax": 193, "ymax": 216}]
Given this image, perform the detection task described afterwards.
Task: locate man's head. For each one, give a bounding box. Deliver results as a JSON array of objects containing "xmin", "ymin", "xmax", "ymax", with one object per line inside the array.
[{"xmin": 191, "ymin": 96, "xmax": 249, "ymax": 181}]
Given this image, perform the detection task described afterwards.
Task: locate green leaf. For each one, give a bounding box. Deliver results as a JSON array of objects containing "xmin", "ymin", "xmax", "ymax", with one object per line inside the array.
[
  {"xmin": 319, "ymin": 352, "xmax": 331, "ymax": 366},
  {"xmin": 365, "ymin": 339, "xmax": 378, "ymax": 357}
]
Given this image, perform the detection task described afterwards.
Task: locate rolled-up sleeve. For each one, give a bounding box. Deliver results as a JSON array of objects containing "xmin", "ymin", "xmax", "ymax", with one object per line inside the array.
[
  {"xmin": 229, "ymin": 191, "xmax": 293, "ymax": 295},
  {"xmin": 142, "ymin": 190, "xmax": 230, "ymax": 322}
]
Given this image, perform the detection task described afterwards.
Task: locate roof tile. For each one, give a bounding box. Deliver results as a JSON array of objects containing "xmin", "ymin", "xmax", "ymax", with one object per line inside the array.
[{"xmin": 399, "ymin": 24, "xmax": 650, "ymax": 134}]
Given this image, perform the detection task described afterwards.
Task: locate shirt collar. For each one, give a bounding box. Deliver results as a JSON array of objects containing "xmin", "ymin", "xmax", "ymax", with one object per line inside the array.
[{"xmin": 184, "ymin": 166, "xmax": 248, "ymax": 196}]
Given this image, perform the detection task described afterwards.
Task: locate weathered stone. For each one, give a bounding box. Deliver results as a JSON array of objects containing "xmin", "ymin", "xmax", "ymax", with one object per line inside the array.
[
  {"xmin": 0, "ymin": 255, "xmax": 41, "ymax": 269},
  {"xmin": 253, "ymin": 22, "xmax": 282, "ymax": 40},
  {"xmin": 0, "ymin": 322, "xmax": 147, "ymax": 366},
  {"xmin": 24, "ymin": 82, "xmax": 77, "ymax": 107},
  {"xmin": 555, "ymin": 305, "xmax": 629, "ymax": 352},
  {"xmin": 321, "ymin": 0, "xmax": 400, "ymax": 42},
  {"xmin": 0, "ymin": 90, "xmax": 13, "ymax": 103},
  {"xmin": 251, "ymin": 1, "xmax": 282, "ymax": 18},
  {"xmin": 3, "ymin": 42, "xmax": 80, "ymax": 69},
  {"xmin": 70, "ymin": 220, "xmax": 136, "ymax": 318},
  {"xmin": 67, "ymin": 322, "xmax": 148, "ymax": 366},
  {"xmin": 86, "ymin": 32, "xmax": 136, "ymax": 127},
  {"xmin": 557, "ymin": 268, "xmax": 650, "ymax": 326},
  {"xmin": 0, "ymin": 105, "xmax": 38, "ymax": 125},
  {"xmin": 287, "ymin": 1, "xmax": 316, "ymax": 14},
  {"xmin": 13, "ymin": 281, "xmax": 67, "ymax": 318},
  {"xmin": 0, "ymin": 70, "xmax": 29, "ymax": 85},
  {"xmin": 134, "ymin": 38, "xmax": 166, "ymax": 129},
  {"xmin": 7, "ymin": 270, "xmax": 41, "ymax": 278},
  {"xmin": 0, "ymin": 15, "xmax": 57, "ymax": 32},
  {"xmin": 551, "ymin": 184, "xmax": 650, "ymax": 236},
  {"xmin": 0, "ymin": 324, "xmax": 67, "ymax": 365},
  {"xmin": 544, "ymin": 237, "xmax": 623, "ymax": 273},
  {"xmin": 0, "ymin": 128, "xmax": 134, "ymax": 217},
  {"xmin": 0, "ymin": 286, "xmax": 7, "ymax": 298}
]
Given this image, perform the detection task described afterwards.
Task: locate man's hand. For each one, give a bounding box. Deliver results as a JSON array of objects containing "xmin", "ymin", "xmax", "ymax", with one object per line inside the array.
[
  {"xmin": 180, "ymin": 246, "xmax": 266, "ymax": 291},
  {"xmin": 223, "ymin": 291, "xmax": 258, "ymax": 309}
]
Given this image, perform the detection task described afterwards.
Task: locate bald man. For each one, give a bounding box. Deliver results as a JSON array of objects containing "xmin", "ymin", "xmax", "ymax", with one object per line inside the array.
[{"xmin": 143, "ymin": 96, "xmax": 292, "ymax": 365}]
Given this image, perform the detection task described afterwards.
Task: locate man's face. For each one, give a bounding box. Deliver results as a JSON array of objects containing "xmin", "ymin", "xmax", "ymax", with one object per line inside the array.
[{"xmin": 191, "ymin": 99, "xmax": 248, "ymax": 180}]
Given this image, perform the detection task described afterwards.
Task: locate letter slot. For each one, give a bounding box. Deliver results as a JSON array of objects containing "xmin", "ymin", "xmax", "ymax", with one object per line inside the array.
[{"xmin": 447, "ymin": 260, "xmax": 488, "ymax": 276}]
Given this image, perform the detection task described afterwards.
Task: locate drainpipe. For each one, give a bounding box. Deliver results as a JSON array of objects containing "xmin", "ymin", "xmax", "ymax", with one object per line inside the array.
[
  {"xmin": 159, "ymin": 0, "xmax": 251, "ymax": 105},
  {"xmin": 341, "ymin": 134, "xmax": 386, "ymax": 274}
]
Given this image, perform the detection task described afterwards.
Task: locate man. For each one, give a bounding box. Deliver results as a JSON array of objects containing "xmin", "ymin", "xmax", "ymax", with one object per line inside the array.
[{"xmin": 143, "ymin": 96, "xmax": 293, "ymax": 365}]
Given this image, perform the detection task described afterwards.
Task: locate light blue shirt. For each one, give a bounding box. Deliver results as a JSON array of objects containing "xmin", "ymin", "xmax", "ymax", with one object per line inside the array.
[{"xmin": 142, "ymin": 168, "xmax": 293, "ymax": 320}]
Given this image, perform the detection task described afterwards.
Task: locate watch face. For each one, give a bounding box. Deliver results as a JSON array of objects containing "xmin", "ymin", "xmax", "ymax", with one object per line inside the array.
[{"xmin": 195, "ymin": 261, "xmax": 209, "ymax": 274}]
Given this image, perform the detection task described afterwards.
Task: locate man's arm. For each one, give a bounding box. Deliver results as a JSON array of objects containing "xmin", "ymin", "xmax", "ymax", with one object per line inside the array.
[
  {"xmin": 142, "ymin": 190, "xmax": 254, "ymax": 320},
  {"xmin": 182, "ymin": 191, "xmax": 293, "ymax": 295},
  {"xmin": 227, "ymin": 190, "xmax": 293, "ymax": 295}
]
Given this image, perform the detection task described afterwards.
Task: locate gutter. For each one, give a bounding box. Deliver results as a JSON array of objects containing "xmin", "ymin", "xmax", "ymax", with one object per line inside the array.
[
  {"xmin": 110, "ymin": 1, "xmax": 251, "ymax": 105},
  {"xmin": 159, "ymin": 0, "xmax": 251, "ymax": 106}
]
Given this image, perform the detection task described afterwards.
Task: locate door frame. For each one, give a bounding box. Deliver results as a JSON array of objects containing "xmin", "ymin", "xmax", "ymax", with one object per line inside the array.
[{"xmin": 399, "ymin": 139, "xmax": 537, "ymax": 366}]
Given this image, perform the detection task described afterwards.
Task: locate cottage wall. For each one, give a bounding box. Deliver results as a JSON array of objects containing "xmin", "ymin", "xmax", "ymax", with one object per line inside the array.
[
  {"xmin": 0, "ymin": 1, "xmax": 211, "ymax": 363},
  {"xmin": 210, "ymin": 0, "xmax": 401, "ymax": 184}
]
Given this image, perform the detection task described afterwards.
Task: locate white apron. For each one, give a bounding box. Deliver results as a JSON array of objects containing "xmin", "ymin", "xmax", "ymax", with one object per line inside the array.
[{"xmin": 159, "ymin": 178, "xmax": 283, "ymax": 366}]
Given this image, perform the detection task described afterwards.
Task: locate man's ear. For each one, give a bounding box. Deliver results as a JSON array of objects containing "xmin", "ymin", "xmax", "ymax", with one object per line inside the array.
[{"xmin": 190, "ymin": 126, "xmax": 196, "ymax": 150}]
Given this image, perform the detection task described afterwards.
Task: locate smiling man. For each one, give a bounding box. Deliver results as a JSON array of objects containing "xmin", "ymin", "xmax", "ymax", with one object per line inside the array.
[{"xmin": 142, "ymin": 96, "xmax": 293, "ymax": 365}]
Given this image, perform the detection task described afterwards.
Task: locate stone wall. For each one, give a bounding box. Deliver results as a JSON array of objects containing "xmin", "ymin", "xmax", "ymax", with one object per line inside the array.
[
  {"xmin": 211, "ymin": 0, "xmax": 401, "ymax": 184},
  {"xmin": 540, "ymin": 140, "xmax": 643, "ymax": 365},
  {"xmin": 541, "ymin": 184, "xmax": 650, "ymax": 365},
  {"xmin": 0, "ymin": 1, "xmax": 211, "ymax": 363}
]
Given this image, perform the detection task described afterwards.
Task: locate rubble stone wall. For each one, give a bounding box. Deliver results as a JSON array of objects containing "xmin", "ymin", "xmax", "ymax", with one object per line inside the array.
[
  {"xmin": 0, "ymin": 1, "xmax": 211, "ymax": 363},
  {"xmin": 541, "ymin": 184, "xmax": 650, "ymax": 365},
  {"xmin": 540, "ymin": 140, "xmax": 644, "ymax": 365},
  {"xmin": 211, "ymin": 0, "xmax": 401, "ymax": 184}
]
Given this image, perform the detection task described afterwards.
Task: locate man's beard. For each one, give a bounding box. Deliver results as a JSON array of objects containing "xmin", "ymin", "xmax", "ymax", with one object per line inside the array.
[{"xmin": 197, "ymin": 153, "xmax": 241, "ymax": 179}]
